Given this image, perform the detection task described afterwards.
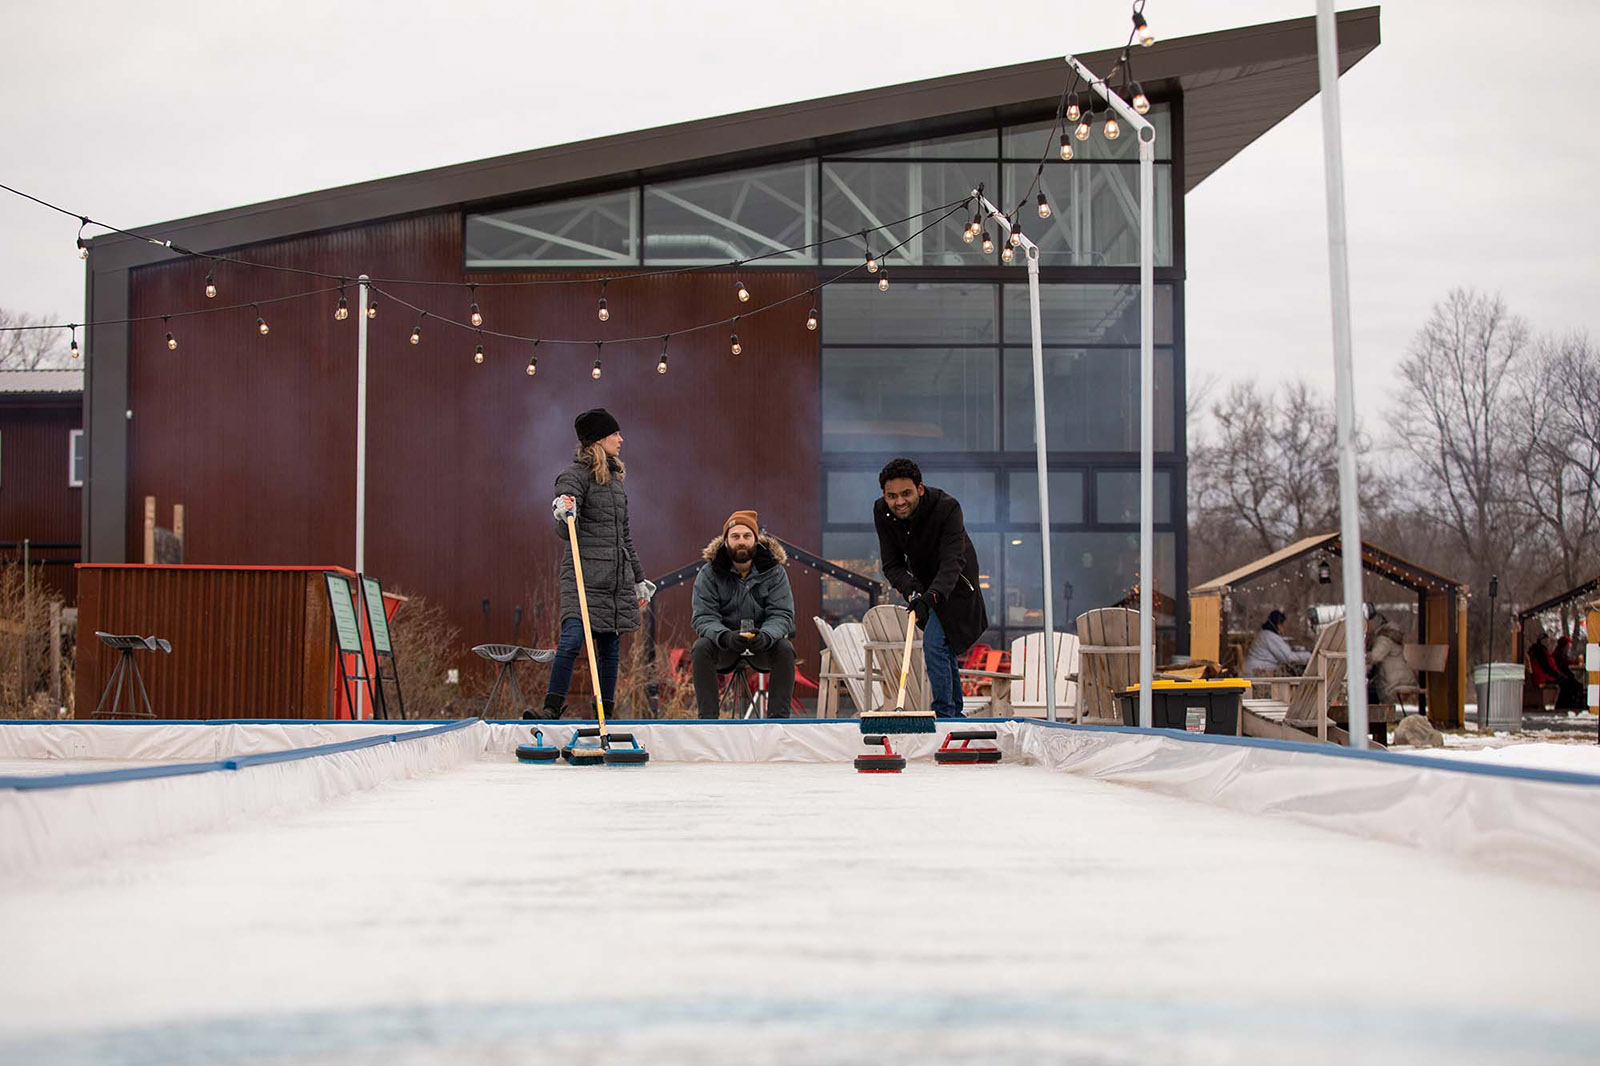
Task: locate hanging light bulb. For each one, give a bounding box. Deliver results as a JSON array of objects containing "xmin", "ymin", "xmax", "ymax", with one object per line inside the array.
[
  {"xmin": 806, "ymin": 306, "xmax": 818, "ymax": 331},
  {"xmin": 1103, "ymin": 115, "xmax": 1121, "ymax": 140},
  {"xmin": 1009, "ymin": 219, "xmax": 1023, "ymax": 247},
  {"xmin": 163, "ymin": 315, "xmax": 176, "ymax": 351},
  {"xmin": 981, "ymin": 230, "xmax": 994, "ymax": 254},
  {"xmin": 468, "ymin": 286, "xmax": 483, "ymax": 328},
  {"xmin": 1060, "ymin": 134, "xmax": 1074, "ymax": 161},
  {"xmin": 1000, "ymin": 244, "xmax": 1014, "ymax": 264},
  {"xmin": 473, "ymin": 333, "xmax": 485, "ymax": 364},
  {"xmin": 77, "ymin": 238, "xmax": 88, "ymax": 260},
  {"xmin": 1131, "ymin": 83, "xmax": 1151, "ymax": 115},
  {"xmin": 598, "ymin": 281, "xmax": 610, "ymax": 322},
  {"xmin": 335, "ymin": 288, "xmax": 349, "ymax": 321},
  {"xmin": 962, "ymin": 221, "xmax": 975, "ymax": 244},
  {"xmin": 204, "ymin": 272, "xmax": 217, "ymax": 299},
  {"xmin": 657, "ymin": 338, "xmax": 669, "ymax": 375},
  {"xmin": 1066, "ymin": 93, "xmax": 1082, "ymax": 123},
  {"xmin": 254, "ymin": 305, "xmax": 269, "ymax": 336},
  {"xmin": 865, "ymin": 249, "xmax": 878, "ymax": 274},
  {"xmin": 1037, "ymin": 193, "xmax": 1052, "ymax": 220},
  {"xmin": 877, "ymin": 270, "xmax": 889, "ymax": 292},
  {"xmin": 527, "ymin": 340, "xmax": 539, "ymax": 377},
  {"xmin": 410, "ymin": 312, "xmax": 424, "ymax": 344},
  {"xmin": 735, "ymin": 278, "xmax": 750, "ymax": 303},
  {"xmin": 366, "ymin": 299, "xmax": 378, "ymax": 320},
  {"xmin": 69, "ymin": 326, "xmax": 80, "ymax": 359},
  {"xmin": 730, "ymin": 331, "xmax": 742, "ymax": 356},
  {"xmin": 592, "ymin": 359, "xmax": 603, "ymax": 380},
  {"xmin": 1133, "ymin": 6, "xmax": 1155, "ymax": 47}
]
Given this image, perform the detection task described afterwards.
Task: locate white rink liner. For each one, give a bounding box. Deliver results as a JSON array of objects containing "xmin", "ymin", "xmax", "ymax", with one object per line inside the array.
[{"xmin": 2, "ymin": 757, "xmax": 1598, "ymax": 1066}]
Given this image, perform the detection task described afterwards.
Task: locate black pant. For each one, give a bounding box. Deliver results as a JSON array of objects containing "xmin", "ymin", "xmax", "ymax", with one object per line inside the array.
[{"xmin": 691, "ymin": 637, "xmax": 795, "ymax": 719}]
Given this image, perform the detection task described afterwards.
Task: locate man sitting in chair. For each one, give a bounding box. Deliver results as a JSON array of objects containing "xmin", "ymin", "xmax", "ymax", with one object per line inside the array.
[{"xmin": 691, "ymin": 510, "xmax": 796, "ymax": 719}]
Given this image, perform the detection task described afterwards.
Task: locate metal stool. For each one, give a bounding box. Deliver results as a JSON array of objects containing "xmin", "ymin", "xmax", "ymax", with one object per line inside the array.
[
  {"xmin": 92, "ymin": 632, "xmax": 172, "ymax": 719},
  {"xmin": 471, "ymin": 644, "xmax": 555, "ymax": 718},
  {"xmin": 717, "ymin": 661, "xmax": 770, "ymax": 719}
]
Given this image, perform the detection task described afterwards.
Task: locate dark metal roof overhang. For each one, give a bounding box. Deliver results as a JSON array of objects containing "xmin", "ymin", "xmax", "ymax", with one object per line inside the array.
[{"xmin": 87, "ymin": 7, "xmax": 1379, "ymax": 272}]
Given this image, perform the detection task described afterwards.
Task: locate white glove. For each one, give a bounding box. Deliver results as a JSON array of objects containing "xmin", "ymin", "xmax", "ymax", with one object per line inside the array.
[
  {"xmin": 635, "ymin": 579, "xmax": 657, "ymax": 604},
  {"xmin": 551, "ymin": 495, "xmax": 575, "ymax": 522}
]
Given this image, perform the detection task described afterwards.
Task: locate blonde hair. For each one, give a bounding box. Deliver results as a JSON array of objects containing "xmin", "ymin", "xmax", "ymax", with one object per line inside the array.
[{"xmin": 580, "ymin": 442, "xmax": 624, "ymax": 485}]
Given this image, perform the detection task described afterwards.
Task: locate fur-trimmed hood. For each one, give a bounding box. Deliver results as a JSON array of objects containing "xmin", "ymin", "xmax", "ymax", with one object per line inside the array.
[{"xmin": 701, "ymin": 529, "xmax": 788, "ymax": 570}]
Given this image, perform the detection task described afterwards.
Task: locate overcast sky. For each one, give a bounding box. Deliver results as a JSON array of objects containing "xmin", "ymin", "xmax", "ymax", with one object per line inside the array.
[{"xmin": 2, "ymin": 0, "xmax": 1594, "ymax": 402}]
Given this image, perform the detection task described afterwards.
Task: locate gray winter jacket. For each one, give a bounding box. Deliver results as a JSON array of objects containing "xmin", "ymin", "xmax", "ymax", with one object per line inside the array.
[
  {"xmin": 553, "ymin": 455, "xmax": 646, "ymax": 633},
  {"xmin": 691, "ymin": 532, "xmax": 795, "ymax": 642}
]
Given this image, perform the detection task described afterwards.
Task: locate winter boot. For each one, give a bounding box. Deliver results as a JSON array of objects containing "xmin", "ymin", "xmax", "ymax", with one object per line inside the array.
[{"xmin": 523, "ymin": 694, "xmax": 565, "ymax": 721}]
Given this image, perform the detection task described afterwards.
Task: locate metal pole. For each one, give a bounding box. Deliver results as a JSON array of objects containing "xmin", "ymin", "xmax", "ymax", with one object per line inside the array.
[
  {"xmin": 1486, "ymin": 575, "xmax": 1498, "ymax": 732},
  {"xmin": 1027, "ymin": 247, "xmax": 1057, "ymax": 722},
  {"xmin": 1068, "ymin": 57, "xmax": 1157, "ymax": 726},
  {"xmin": 1316, "ymin": 2, "xmax": 1368, "ymax": 748},
  {"xmin": 356, "ymin": 274, "xmax": 369, "ymax": 575}
]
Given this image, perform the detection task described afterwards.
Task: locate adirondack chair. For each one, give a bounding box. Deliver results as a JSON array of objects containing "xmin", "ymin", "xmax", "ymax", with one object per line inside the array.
[
  {"xmin": 813, "ymin": 616, "xmax": 880, "ymax": 718},
  {"xmin": 1074, "ymin": 608, "xmax": 1140, "ymax": 725},
  {"xmin": 1239, "ymin": 619, "xmax": 1365, "ymax": 745},
  {"xmin": 1008, "ymin": 631, "xmax": 1081, "ymax": 718},
  {"xmin": 859, "ymin": 605, "xmax": 1019, "ymax": 715}
]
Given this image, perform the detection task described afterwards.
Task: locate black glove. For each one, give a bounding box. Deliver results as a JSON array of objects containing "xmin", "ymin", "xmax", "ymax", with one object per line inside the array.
[
  {"xmin": 716, "ymin": 630, "xmax": 741, "ymax": 651},
  {"xmin": 749, "ymin": 631, "xmax": 777, "ymax": 652},
  {"xmin": 907, "ymin": 590, "xmax": 933, "ymax": 628}
]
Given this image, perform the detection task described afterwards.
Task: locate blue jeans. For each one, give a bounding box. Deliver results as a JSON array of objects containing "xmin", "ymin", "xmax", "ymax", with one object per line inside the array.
[
  {"xmin": 922, "ymin": 610, "xmax": 965, "ymax": 719},
  {"xmin": 545, "ymin": 616, "xmax": 621, "ymax": 716}
]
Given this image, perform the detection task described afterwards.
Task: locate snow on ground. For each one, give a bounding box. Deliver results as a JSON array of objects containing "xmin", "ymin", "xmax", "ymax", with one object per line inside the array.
[{"xmin": 2, "ymin": 757, "xmax": 1598, "ymax": 1065}]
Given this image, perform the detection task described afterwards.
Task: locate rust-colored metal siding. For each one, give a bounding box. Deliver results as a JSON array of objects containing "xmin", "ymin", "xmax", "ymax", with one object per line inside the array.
[
  {"xmin": 0, "ymin": 398, "xmax": 83, "ymax": 603},
  {"xmin": 125, "ymin": 212, "xmax": 824, "ymax": 701},
  {"xmin": 74, "ymin": 566, "xmax": 336, "ymax": 719}
]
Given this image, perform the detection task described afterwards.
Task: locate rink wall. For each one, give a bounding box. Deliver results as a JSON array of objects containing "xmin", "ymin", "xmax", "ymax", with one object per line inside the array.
[{"xmin": 3, "ymin": 718, "xmax": 1600, "ymax": 888}]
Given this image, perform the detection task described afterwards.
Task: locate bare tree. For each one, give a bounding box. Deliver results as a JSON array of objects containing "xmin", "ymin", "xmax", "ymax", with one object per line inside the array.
[
  {"xmin": 0, "ymin": 309, "xmax": 72, "ymax": 369},
  {"xmin": 1389, "ymin": 288, "xmax": 1530, "ymax": 660},
  {"xmin": 1510, "ymin": 331, "xmax": 1600, "ymax": 630}
]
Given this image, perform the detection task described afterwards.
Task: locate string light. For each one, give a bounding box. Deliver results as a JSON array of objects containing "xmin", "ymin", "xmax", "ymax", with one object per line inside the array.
[
  {"xmin": 806, "ymin": 304, "xmax": 818, "ymax": 331},
  {"xmin": 962, "ymin": 218, "xmax": 976, "ymax": 244},
  {"xmin": 865, "ymin": 249, "xmax": 879, "ymax": 273},
  {"xmin": 468, "ymin": 285, "xmax": 483, "ymax": 327},
  {"xmin": 253, "ymin": 304, "xmax": 269, "ymax": 336},
  {"xmin": 657, "ymin": 336, "xmax": 669, "ymax": 375},
  {"xmin": 1131, "ymin": 83, "xmax": 1151, "ymax": 115},
  {"xmin": 1066, "ymin": 93, "xmax": 1082, "ymax": 123},
  {"xmin": 76, "ymin": 217, "xmax": 89, "ymax": 259},
  {"xmin": 1104, "ymin": 114, "xmax": 1122, "ymax": 140},
  {"xmin": 69, "ymin": 325, "xmax": 79, "ymax": 358},
  {"xmin": 1000, "ymin": 243, "xmax": 1014, "ymax": 264},
  {"xmin": 366, "ymin": 299, "xmax": 377, "ymax": 320},
  {"xmin": 473, "ymin": 333, "xmax": 485, "ymax": 364},
  {"xmin": 204, "ymin": 271, "xmax": 217, "ymax": 299},
  {"xmin": 730, "ymin": 319, "xmax": 742, "ymax": 356},
  {"xmin": 1037, "ymin": 192, "xmax": 1052, "ymax": 219},
  {"xmin": 598, "ymin": 281, "xmax": 610, "ymax": 322},
  {"xmin": 981, "ymin": 229, "xmax": 994, "ymax": 254},
  {"xmin": 877, "ymin": 269, "xmax": 889, "ymax": 292},
  {"xmin": 735, "ymin": 277, "xmax": 750, "ymax": 303},
  {"xmin": 163, "ymin": 315, "xmax": 176, "ymax": 350},
  {"xmin": 410, "ymin": 311, "xmax": 425, "ymax": 344},
  {"xmin": 1059, "ymin": 134, "xmax": 1074, "ymax": 161},
  {"xmin": 592, "ymin": 341, "xmax": 603, "ymax": 379},
  {"xmin": 334, "ymin": 285, "xmax": 349, "ymax": 321},
  {"xmin": 527, "ymin": 339, "xmax": 539, "ymax": 377},
  {"xmin": 1008, "ymin": 217, "xmax": 1023, "ymax": 247},
  {"xmin": 1133, "ymin": 2, "xmax": 1155, "ymax": 47},
  {"xmin": 1075, "ymin": 115, "xmax": 1093, "ymax": 141}
]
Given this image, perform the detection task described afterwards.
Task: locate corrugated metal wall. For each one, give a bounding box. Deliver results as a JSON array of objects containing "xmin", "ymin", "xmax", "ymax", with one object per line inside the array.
[
  {"xmin": 124, "ymin": 213, "xmax": 825, "ymax": 707},
  {"xmin": 0, "ymin": 400, "xmax": 82, "ymax": 604},
  {"xmin": 75, "ymin": 566, "xmax": 335, "ymax": 719}
]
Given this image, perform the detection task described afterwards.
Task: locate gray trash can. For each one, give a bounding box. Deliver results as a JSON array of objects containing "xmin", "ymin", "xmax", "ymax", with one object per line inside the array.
[{"xmin": 1471, "ymin": 663, "xmax": 1524, "ymax": 732}]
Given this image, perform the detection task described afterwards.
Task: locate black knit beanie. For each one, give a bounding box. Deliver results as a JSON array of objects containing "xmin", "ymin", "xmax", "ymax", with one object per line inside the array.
[{"xmin": 575, "ymin": 408, "xmax": 621, "ymax": 447}]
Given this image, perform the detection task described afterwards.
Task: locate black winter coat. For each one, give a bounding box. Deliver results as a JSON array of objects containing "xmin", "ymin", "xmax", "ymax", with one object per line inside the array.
[
  {"xmin": 553, "ymin": 455, "xmax": 646, "ymax": 633},
  {"xmin": 873, "ymin": 486, "xmax": 988, "ymax": 655},
  {"xmin": 691, "ymin": 533, "xmax": 796, "ymax": 642}
]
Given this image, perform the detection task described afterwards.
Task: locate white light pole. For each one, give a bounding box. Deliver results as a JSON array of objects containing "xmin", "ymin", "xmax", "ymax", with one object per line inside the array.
[
  {"xmin": 355, "ymin": 273, "xmax": 369, "ymax": 575},
  {"xmin": 1315, "ymin": 4, "xmax": 1369, "ymax": 748},
  {"xmin": 1069, "ymin": 56, "xmax": 1157, "ymax": 729}
]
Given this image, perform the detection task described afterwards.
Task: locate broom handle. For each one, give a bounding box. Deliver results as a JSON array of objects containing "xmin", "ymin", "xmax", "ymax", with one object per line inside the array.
[
  {"xmin": 895, "ymin": 606, "xmax": 918, "ymax": 710},
  {"xmin": 566, "ymin": 513, "xmax": 608, "ymax": 735}
]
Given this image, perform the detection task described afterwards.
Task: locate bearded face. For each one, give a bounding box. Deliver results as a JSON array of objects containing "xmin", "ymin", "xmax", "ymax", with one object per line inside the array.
[{"xmin": 726, "ymin": 525, "xmax": 757, "ymax": 563}]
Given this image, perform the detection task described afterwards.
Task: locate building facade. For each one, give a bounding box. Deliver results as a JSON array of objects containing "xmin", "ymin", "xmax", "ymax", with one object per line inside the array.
[
  {"xmin": 0, "ymin": 369, "xmax": 84, "ymax": 604},
  {"xmin": 79, "ymin": 11, "xmax": 1379, "ymax": 687}
]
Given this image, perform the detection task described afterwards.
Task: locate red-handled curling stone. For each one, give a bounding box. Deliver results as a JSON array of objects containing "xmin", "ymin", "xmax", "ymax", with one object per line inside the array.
[
  {"xmin": 854, "ymin": 734, "xmax": 906, "ymax": 773},
  {"xmin": 935, "ymin": 728, "xmax": 1002, "ymax": 765}
]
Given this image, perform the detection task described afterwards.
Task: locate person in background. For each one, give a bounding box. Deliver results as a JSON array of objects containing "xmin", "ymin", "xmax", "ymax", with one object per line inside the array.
[
  {"xmin": 1242, "ymin": 609, "xmax": 1311, "ymax": 676},
  {"xmin": 1365, "ymin": 613, "xmax": 1417, "ymax": 706},
  {"xmin": 1552, "ymin": 634, "xmax": 1588, "ymax": 710}
]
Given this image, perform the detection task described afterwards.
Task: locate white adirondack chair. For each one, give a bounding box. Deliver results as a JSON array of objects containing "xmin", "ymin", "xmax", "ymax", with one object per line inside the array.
[
  {"xmin": 859, "ymin": 605, "xmax": 1019, "ymax": 716},
  {"xmin": 1008, "ymin": 631, "xmax": 1080, "ymax": 718},
  {"xmin": 814, "ymin": 616, "xmax": 881, "ymax": 717}
]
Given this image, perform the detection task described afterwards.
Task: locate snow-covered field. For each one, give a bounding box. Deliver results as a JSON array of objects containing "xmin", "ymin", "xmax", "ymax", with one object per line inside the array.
[{"xmin": 3, "ymin": 753, "xmax": 1599, "ymax": 1065}]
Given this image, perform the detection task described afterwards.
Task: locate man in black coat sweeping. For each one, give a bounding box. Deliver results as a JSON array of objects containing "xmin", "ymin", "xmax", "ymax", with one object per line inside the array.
[{"xmin": 873, "ymin": 457, "xmax": 989, "ymax": 718}]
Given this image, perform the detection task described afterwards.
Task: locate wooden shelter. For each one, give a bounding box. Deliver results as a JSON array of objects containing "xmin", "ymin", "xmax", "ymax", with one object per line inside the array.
[{"xmin": 1189, "ymin": 533, "xmax": 1467, "ymax": 727}]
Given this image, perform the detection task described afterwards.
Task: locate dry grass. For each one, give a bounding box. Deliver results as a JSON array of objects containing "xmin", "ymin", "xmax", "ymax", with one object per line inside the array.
[{"xmin": 0, "ymin": 563, "xmax": 71, "ymax": 719}]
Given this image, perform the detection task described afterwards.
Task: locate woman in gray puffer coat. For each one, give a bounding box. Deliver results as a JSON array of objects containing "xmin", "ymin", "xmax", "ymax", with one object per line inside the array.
[{"xmin": 530, "ymin": 408, "xmax": 655, "ymax": 719}]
